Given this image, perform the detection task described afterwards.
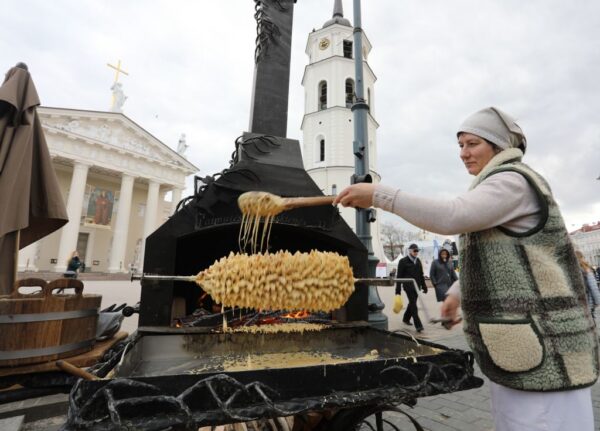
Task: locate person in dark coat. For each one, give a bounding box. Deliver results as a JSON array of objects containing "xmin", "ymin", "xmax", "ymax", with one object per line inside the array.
[
  {"xmin": 64, "ymin": 250, "xmax": 82, "ymax": 279},
  {"xmin": 396, "ymin": 243, "xmax": 427, "ymax": 332},
  {"xmin": 430, "ymin": 248, "xmax": 458, "ymax": 302}
]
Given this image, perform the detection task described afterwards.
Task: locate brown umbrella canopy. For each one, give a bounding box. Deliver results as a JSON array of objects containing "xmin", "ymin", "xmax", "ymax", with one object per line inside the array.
[{"xmin": 0, "ymin": 64, "xmax": 68, "ymax": 294}]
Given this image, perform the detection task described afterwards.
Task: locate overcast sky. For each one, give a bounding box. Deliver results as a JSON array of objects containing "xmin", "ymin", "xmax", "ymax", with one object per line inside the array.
[{"xmin": 2, "ymin": 0, "xmax": 599, "ymax": 232}]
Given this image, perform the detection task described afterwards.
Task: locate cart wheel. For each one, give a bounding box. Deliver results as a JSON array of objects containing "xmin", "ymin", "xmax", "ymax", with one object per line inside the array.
[{"xmin": 321, "ymin": 405, "xmax": 424, "ymax": 431}]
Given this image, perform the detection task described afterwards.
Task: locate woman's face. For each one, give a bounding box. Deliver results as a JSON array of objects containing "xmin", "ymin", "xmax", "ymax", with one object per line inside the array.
[
  {"xmin": 440, "ymin": 250, "xmax": 449, "ymax": 261},
  {"xmin": 458, "ymin": 133, "xmax": 499, "ymax": 176}
]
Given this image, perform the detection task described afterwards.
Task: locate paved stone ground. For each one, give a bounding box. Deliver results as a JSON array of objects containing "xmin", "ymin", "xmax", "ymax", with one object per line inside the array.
[{"xmin": 377, "ymin": 287, "xmax": 600, "ymax": 430}]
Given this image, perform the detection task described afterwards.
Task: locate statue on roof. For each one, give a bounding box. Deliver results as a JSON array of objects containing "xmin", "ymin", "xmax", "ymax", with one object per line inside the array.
[
  {"xmin": 110, "ymin": 82, "xmax": 127, "ymax": 113},
  {"xmin": 177, "ymin": 133, "xmax": 188, "ymax": 156}
]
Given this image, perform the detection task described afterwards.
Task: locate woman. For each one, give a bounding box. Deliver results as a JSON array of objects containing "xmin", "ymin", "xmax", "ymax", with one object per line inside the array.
[
  {"xmin": 64, "ymin": 250, "xmax": 82, "ymax": 279},
  {"xmin": 333, "ymin": 107, "xmax": 598, "ymax": 430},
  {"xmin": 576, "ymin": 250, "xmax": 600, "ymax": 321},
  {"xmin": 429, "ymin": 248, "xmax": 457, "ymax": 302}
]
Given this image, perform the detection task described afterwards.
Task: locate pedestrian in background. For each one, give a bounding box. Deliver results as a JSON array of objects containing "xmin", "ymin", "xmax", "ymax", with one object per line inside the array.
[
  {"xmin": 429, "ymin": 248, "xmax": 458, "ymax": 302},
  {"xmin": 576, "ymin": 250, "xmax": 600, "ymax": 322},
  {"xmin": 64, "ymin": 250, "xmax": 82, "ymax": 279},
  {"xmin": 334, "ymin": 106, "xmax": 598, "ymax": 430},
  {"xmin": 395, "ymin": 243, "xmax": 427, "ymax": 333}
]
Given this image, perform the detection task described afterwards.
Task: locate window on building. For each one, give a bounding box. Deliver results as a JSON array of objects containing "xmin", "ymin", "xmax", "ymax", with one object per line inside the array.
[
  {"xmin": 345, "ymin": 79, "xmax": 355, "ymax": 108},
  {"xmin": 319, "ymin": 139, "xmax": 325, "ymax": 162},
  {"xmin": 319, "ymin": 81, "xmax": 327, "ymax": 110},
  {"xmin": 343, "ymin": 40, "xmax": 353, "ymax": 58},
  {"xmin": 367, "ymin": 88, "xmax": 371, "ymax": 107},
  {"xmin": 332, "ymin": 184, "xmax": 337, "ymax": 195}
]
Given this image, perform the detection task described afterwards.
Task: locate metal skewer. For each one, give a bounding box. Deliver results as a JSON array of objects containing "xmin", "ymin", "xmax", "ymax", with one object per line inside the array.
[
  {"xmin": 131, "ymin": 273, "xmax": 417, "ymax": 287},
  {"xmin": 131, "ymin": 274, "xmax": 197, "ymax": 282}
]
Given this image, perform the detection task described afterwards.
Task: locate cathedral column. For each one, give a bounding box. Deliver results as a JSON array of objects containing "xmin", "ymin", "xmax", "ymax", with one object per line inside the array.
[
  {"xmin": 55, "ymin": 162, "xmax": 90, "ymax": 272},
  {"xmin": 18, "ymin": 241, "xmax": 40, "ymax": 272},
  {"xmin": 171, "ymin": 187, "xmax": 183, "ymax": 214},
  {"xmin": 108, "ymin": 174, "xmax": 135, "ymax": 273},
  {"xmin": 139, "ymin": 180, "xmax": 160, "ymax": 271}
]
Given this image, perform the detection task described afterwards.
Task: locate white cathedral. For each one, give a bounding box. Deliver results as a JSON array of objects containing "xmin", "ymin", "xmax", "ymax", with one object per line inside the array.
[
  {"xmin": 301, "ymin": 0, "xmax": 386, "ymax": 262},
  {"xmin": 17, "ymin": 108, "xmax": 197, "ymax": 274}
]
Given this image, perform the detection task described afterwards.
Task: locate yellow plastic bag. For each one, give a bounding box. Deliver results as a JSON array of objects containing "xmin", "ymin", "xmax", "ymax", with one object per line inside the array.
[{"xmin": 393, "ymin": 294, "xmax": 404, "ymax": 314}]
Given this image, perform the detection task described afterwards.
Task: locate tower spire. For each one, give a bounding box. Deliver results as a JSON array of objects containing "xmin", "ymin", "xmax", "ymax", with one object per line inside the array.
[
  {"xmin": 333, "ymin": 0, "xmax": 344, "ymax": 18},
  {"xmin": 323, "ymin": 0, "xmax": 351, "ymax": 28}
]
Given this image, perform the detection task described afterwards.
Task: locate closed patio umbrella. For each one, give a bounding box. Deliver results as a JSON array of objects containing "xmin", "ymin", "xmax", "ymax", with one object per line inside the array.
[{"xmin": 0, "ymin": 63, "xmax": 68, "ymax": 295}]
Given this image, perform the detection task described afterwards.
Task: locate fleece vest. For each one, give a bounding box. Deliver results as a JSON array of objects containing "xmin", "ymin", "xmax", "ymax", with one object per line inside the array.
[{"xmin": 459, "ymin": 148, "xmax": 599, "ymax": 391}]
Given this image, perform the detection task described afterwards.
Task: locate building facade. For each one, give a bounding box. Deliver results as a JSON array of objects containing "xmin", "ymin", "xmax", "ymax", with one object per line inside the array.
[
  {"xmin": 18, "ymin": 107, "xmax": 198, "ymax": 274},
  {"xmin": 301, "ymin": 0, "xmax": 385, "ymax": 261},
  {"xmin": 571, "ymin": 222, "xmax": 600, "ymax": 267}
]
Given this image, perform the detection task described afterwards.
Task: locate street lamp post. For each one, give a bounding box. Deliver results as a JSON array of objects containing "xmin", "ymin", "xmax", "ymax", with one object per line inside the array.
[{"xmin": 351, "ymin": 0, "xmax": 388, "ymax": 330}]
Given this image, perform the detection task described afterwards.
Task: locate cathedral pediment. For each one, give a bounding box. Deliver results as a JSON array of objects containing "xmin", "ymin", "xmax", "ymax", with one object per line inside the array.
[{"xmin": 38, "ymin": 107, "xmax": 197, "ymax": 173}]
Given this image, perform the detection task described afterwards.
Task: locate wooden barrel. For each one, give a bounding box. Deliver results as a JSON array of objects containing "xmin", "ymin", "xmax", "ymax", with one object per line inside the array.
[{"xmin": 0, "ymin": 278, "xmax": 102, "ymax": 367}]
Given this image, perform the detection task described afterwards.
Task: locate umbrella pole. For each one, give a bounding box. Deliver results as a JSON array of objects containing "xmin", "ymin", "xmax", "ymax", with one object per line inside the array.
[
  {"xmin": 13, "ymin": 230, "xmax": 20, "ymax": 289},
  {"xmin": 0, "ymin": 230, "xmax": 18, "ymax": 296}
]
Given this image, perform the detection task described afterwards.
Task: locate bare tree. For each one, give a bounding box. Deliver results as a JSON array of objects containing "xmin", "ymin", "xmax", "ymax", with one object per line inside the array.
[{"xmin": 380, "ymin": 221, "xmax": 405, "ymax": 261}]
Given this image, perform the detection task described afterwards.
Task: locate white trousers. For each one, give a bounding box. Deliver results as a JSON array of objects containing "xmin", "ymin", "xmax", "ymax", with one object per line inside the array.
[{"xmin": 490, "ymin": 381, "xmax": 594, "ymax": 431}]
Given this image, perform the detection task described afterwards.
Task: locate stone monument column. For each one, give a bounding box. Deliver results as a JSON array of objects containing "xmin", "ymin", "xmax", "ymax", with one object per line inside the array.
[
  {"xmin": 55, "ymin": 162, "xmax": 90, "ymax": 272},
  {"xmin": 139, "ymin": 180, "xmax": 160, "ymax": 271},
  {"xmin": 18, "ymin": 241, "xmax": 40, "ymax": 272},
  {"xmin": 108, "ymin": 174, "xmax": 135, "ymax": 273},
  {"xmin": 249, "ymin": 0, "xmax": 295, "ymax": 137}
]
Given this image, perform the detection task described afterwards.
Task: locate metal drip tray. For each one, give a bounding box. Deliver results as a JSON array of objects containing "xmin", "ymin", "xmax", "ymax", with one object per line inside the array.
[{"xmin": 115, "ymin": 325, "xmax": 444, "ymax": 377}]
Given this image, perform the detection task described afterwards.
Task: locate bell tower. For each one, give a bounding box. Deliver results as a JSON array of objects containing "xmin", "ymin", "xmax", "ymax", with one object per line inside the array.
[{"xmin": 301, "ymin": 0, "xmax": 385, "ymax": 261}]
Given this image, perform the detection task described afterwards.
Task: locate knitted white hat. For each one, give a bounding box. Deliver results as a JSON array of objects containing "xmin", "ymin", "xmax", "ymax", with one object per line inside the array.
[{"xmin": 457, "ymin": 107, "xmax": 527, "ymax": 153}]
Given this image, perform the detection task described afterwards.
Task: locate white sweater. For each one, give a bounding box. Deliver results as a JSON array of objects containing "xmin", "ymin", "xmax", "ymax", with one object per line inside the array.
[{"xmin": 373, "ymin": 171, "xmax": 541, "ymax": 298}]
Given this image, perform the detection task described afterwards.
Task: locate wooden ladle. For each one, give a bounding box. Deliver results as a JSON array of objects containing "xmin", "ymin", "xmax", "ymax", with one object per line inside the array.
[{"xmin": 238, "ymin": 191, "xmax": 335, "ymax": 217}]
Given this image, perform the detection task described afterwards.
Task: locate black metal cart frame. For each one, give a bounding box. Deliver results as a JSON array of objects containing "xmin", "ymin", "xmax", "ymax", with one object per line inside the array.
[{"xmin": 63, "ymin": 326, "xmax": 483, "ymax": 430}]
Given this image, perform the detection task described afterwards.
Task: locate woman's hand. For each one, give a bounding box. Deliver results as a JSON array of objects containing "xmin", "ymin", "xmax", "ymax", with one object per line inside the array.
[
  {"xmin": 440, "ymin": 294, "xmax": 462, "ymax": 329},
  {"xmin": 332, "ymin": 183, "xmax": 376, "ymax": 208}
]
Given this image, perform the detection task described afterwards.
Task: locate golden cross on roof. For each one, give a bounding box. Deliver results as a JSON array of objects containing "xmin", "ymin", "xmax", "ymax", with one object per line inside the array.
[{"xmin": 107, "ymin": 59, "xmax": 129, "ymax": 84}]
